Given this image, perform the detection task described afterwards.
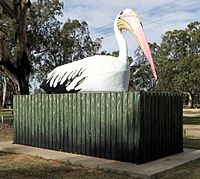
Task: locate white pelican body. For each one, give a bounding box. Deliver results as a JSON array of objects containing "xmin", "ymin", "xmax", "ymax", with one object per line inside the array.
[{"xmin": 40, "ymin": 9, "xmax": 157, "ymax": 93}]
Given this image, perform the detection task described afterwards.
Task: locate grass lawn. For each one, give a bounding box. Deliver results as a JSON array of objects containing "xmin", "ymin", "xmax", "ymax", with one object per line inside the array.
[
  {"xmin": 1, "ymin": 114, "xmax": 200, "ymax": 178},
  {"xmin": 0, "ymin": 124, "xmax": 13, "ymax": 143},
  {"xmin": 0, "ymin": 124, "xmax": 137, "ymax": 179},
  {"xmin": 0, "ymin": 152, "xmax": 136, "ymax": 179},
  {"xmin": 0, "ymin": 111, "xmax": 11, "ymax": 116},
  {"xmin": 183, "ymin": 116, "xmax": 200, "ymax": 125},
  {"xmin": 183, "ymin": 137, "xmax": 200, "ymax": 150},
  {"xmin": 159, "ymin": 158, "xmax": 200, "ymax": 179}
]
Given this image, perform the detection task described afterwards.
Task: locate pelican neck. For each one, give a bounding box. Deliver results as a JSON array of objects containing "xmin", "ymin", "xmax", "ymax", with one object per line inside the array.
[{"xmin": 114, "ymin": 18, "xmax": 128, "ymax": 62}]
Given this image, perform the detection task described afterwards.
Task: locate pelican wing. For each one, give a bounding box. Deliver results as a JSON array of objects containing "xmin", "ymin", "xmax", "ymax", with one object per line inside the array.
[
  {"xmin": 40, "ymin": 60, "xmax": 88, "ymax": 93},
  {"xmin": 40, "ymin": 55, "xmax": 127, "ymax": 93}
]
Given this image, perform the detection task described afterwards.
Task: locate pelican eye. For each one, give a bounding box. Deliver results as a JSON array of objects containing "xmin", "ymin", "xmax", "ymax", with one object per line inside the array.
[{"xmin": 120, "ymin": 11, "xmax": 123, "ymax": 15}]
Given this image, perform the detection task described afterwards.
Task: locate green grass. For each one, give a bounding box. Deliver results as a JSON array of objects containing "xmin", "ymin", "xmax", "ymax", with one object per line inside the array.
[
  {"xmin": 0, "ymin": 109, "xmax": 13, "ymax": 116},
  {"xmin": 1, "ymin": 113, "xmax": 200, "ymax": 178},
  {"xmin": 159, "ymin": 158, "xmax": 200, "ymax": 179},
  {"xmin": 160, "ymin": 136, "xmax": 200, "ymax": 178},
  {"xmin": 184, "ymin": 137, "xmax": 200, "ymax": 149},
  {"xmin": 183, "ymin": 116, "xmax": 200, "ymax": 125},
  {"xmin": 0, "ymin": 135, "xmax": 13, "ymax": 143},
  {"xmin": 0, "ymin": 112, "xmax": 9, "ymax": 116},
  {"xmin": 0, "ymin": 124, "xmax": 13, "ymax": 142}
]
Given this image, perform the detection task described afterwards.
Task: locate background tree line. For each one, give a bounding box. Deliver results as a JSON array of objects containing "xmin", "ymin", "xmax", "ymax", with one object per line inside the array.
[
  {"xmin": 0, "ymin": 0, "xmax": 199, "ymax": 108},
  {"xmin": 0, "ymin": 0, "xmax": 101, "ymax": 98}
]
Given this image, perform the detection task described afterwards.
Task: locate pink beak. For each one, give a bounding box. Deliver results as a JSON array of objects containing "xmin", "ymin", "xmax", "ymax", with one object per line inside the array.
[{"xmin": 123, "ymin": 15, "xmax": 158, "ymax": 80}]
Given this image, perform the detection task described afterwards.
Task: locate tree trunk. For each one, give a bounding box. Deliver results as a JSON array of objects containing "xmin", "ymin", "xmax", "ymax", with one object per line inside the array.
[
  {"xmin": 18, "ymin": 74, "xmax": 30, "ymax": 94},
  {"xmin": 187, "ymin": 92, "xmax": 194, "ymax": 108},
  {"xmin": 16, "ymin": 0, "xmax": 31, "ymax": 94},
  {"xmin": 0, "ymin": 0, "xmax": 31, "ymax": 95},
  {"xmin": 2, "ymin": 76, "xmax": 7, "ymax": 107}
]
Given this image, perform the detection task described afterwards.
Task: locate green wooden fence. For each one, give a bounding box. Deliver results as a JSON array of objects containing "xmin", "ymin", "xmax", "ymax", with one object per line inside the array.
[{"xmin": 13, "ymin": 91, "xmax": 183, "ymax": 164}]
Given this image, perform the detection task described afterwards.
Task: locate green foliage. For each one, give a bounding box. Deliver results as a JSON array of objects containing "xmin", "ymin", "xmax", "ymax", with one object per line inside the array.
[
  {"xmin": 0, "ymin": 0, "xmax": 18, "ymax": 65},
  {"xmin": 61, "ymin": 19, "xmax": 102, "ymax": 63},
  {"xmin": 131, "ymin": 21, "xmax": 200, "ymax": 97},
  {"xmin": 27, "ymin": 1, "xmax": 102, "ymax": 82},
  {"xmin": 27, "ymin": 0, "xmax": 63, "ymax": 81},
  {"xmin": 129, "ymin": 44, "xmax": 157, "ymax": 91},
  {"xmin": 154, "ymin": 22, "xmax": 200, "ymax": 96},
  {"xmin": 175, "ymin": 56, "xmax": 200, "ymax": 94}
]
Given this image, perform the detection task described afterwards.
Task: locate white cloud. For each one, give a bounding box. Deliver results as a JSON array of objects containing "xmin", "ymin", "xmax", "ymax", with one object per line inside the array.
[{"xmin": 60, "ymin": 0, "xmax": 200, "ymax": 56}]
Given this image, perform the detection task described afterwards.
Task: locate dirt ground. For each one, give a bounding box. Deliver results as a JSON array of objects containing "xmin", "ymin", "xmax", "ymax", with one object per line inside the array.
[
  {"xmin": 0, "ymin": 123, "xmax": 136, "ymax": 179},
  {"xmin": 0, "ymin": 123, "xmax": 13, "ymax": 142},
  {"xmin": 0, "ymin": 123, "xmax": 13, "ymax": 136},
  {"xmin": 0, "ymin": 152, "xmax": 135, "ymax": 179}
]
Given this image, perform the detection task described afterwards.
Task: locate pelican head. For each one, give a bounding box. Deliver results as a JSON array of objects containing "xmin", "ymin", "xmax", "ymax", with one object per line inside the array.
[{"xmin": 117, "ymin": 9, "xmax": 157, "ymax": 80}]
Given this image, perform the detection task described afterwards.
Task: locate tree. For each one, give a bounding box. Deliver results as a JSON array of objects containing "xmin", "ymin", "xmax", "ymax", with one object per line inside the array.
[
  {"xmin": 175, "ymin": 56, "xmax": 200, "ymax": 107},
  {"xmin": 154, "ymin": 21, "xmax": 200, "ymax": 107},
  {"xmin": 0, "ymin": 0, "xmax": 31, "ymax": 94},
  {"xmin": 32, "ymin": 18, "xmax": 102, "ymax": 82},
  {"xmin": 26, "ymin": 0, "xmax": 64, "ymax": 82},
  {"xmin": 0, "ymin": 0, "xmax": 102, "ymax": 95},
  {"xmin": 129, "ymin": 44, "xmax": 158, "ymax": 91}
]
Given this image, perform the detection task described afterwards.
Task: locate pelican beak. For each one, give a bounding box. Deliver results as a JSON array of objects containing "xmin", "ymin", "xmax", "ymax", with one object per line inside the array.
[{"xmin": 118, "ymin": 11, "xmax": 157, "ymax": 80}]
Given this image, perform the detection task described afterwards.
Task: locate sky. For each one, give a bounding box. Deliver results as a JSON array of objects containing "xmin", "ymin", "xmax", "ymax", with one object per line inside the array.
[{"xmin": 60, "ymin": 0, "xmax": 200, "ymax": 56}]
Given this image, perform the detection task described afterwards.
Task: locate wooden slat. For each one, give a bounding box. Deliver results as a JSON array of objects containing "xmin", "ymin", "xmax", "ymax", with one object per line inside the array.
[
  {"xmin": 13, "ymin": 96, "xmax": 17, "ymax": 143},
  {"xmin": 72, "ymin": 94, "xmax": 76, "ymax": 153},
  {"xmin": 85, "ymin": 93, "xmax": 91, "ymax": 155},
  {"xmin": 21, "ymin": 95, "xmax": 25, "ymax": 144},
  {"xmin": 134, "ymin": 92, "xmax": 140, "ymax": 163},
  {"xmin": 63, "ymin": 94, "xmax": 69, "ymax": 151},
  {"xmin": 38, "ymin": 94, "xmax": 42, "ymax": 148},
  {"xmin": 90, "ymin": 93, "xmax": 96, "ymax": 156},
  {"xmin": 127, "ymin": 92, "xmax": 134, "ymax": 161},
  {"xmin": 110, "ymin": 92, "xmax": 117, "ymax": 160},
  {"xmin": 26, "ymin": 96, "xmax": 31, "ymax": 146},
  {"xmin": 76, "ymin": 93, "xmax": 81, "ymax": 154},
  {"xmin": 105, "ymin": 93, "xmax": 111, "ymax": 159},
  {"xmin": 116, "ymin": 92, "xmax": 123, "ymax": 160},
  {"xmin": 56, "ymin": 94, "xmax": 60, "ymax": 150},
  {"xmin": 100, "ymin": 93, "xmax": 106, "ymax": 158},
  {"xmin": 44, "ymin": 94, "xmax": 49, "ymax": 148},
  {"xmin": 81, "ymin": 93, "xmax": 86, "ymax": 155},
  {"xmin": 122, "ymin": 92, "xmax": 128, "ymax": 161},
  {"xmin": 67, "ymin": 94, "xmax": 73, "ymax": 152},
  {"xmin": 95, "ymin": 93, "xmax": 101, "ymax": 157},
  {"xmin": 60, "ymin": 94, "xmax": 64, "ymax": 151}
]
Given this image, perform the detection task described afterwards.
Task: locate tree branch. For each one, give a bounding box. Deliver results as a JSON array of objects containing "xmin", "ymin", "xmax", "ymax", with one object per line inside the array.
[
  {"xmin": 0, "ymin": 0, "xmax": 18, "ymax": 19},
  {"xmin": 0, "ymin": 31, "xmax": 19, "ymax": 93},
  {"xmin": 0, "ymin": 31, "xmax": 18, "ymax": 75}
]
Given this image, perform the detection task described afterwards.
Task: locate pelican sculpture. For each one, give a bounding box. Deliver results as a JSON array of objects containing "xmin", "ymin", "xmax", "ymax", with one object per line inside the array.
[{"xmin": 40, "ymin": 9, "xmax": 157, "ymax": 93}]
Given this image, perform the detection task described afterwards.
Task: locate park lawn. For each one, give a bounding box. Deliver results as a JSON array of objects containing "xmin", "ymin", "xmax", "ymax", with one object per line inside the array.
[
  {"xmin": 183, "ymin": 136, "xmax": 200, "ymax": 150},
  {"xmin": 0, "ymin": 152, "xmax": 136, "ymax": 179},
  {"xmin": 0, "ymin": 124, "xmax": 13, "ymax": 143},
  {"xmin": 0, "ymin": 124, "xmax": 136, "ymax": 179},
  {"xmin": 1, "ymin": 116, "xmax": 200, "ymax": 178},
  {"xmin": 0, "ymin": 110, "xmax": 13, "ymax": 117},
  {"xmin": 159, "ymin": 158, "xmax": 200, "ymax": 179},
  {"xmin": 183, "ymin": 116, "xmax": 200, "ymax": 125},
  {"xmin": 0, "ymin": 135, "xmax": 13, "ymax": 143}
]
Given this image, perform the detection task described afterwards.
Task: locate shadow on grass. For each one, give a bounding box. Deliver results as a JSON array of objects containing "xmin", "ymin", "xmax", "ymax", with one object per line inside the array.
[
  {"xmin": 184, "ymin": 138, "xmax": 200, "ymax": 150},
  {"xmin": 183, "ymin": 117, "xmax": 200, "ymax": 125}
]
